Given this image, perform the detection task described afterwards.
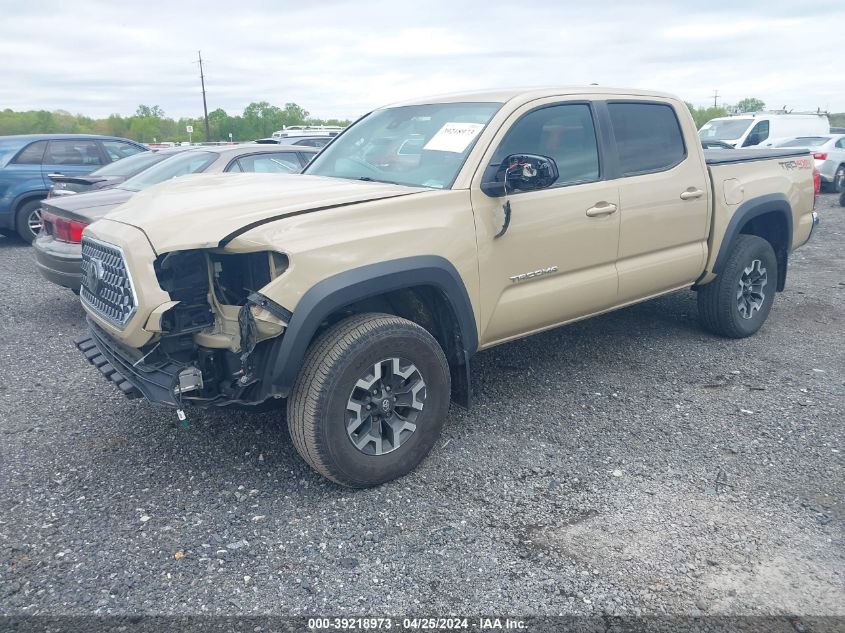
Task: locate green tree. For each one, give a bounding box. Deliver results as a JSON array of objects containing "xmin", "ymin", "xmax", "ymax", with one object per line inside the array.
[
  {"xmin": 735, "ymin": 98, "xmax": 765, "ymax": 113},
  {"xmin": 135, "ymin": 104, "xmax": 166, "ymax": 118},
  {"xmin": 686, "ymin": 103, "xmax": 729, "ymax": 129},
  {"xmin": 0, "ymin": 102, "xmax": 349, "ymax": 141}
]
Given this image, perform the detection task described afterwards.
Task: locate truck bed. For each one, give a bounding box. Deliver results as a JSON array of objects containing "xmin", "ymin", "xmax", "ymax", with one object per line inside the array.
[{"xmin": 703, "ymin": 148, "xmax": 809, "ymax": 165}]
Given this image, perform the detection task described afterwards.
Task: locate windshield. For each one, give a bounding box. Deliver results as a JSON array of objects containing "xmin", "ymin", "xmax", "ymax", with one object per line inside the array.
[
  {"xmin": 120, "ymin": 151, "xmax": 216, "ymax": 192},
  {"xmin": 699, "ymin": 119, "xmax": 753, "ymax": 141},
  {"xmin": 304, "ymin": 102, "xmax": 502, "ymax": 189},
  {"xmin": 89, "ymin": 150, "xmax": 167, "ymax": 177},
  {"xmin": 777, "ymin": 137, "xmax": 830, "ymax": 148}
]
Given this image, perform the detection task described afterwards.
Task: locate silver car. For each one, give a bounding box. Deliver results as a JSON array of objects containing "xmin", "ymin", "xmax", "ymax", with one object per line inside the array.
[
  {"xmin": 34, "ymin": 144, "xmax": 317, "ymax": 291},
  {"xmin": 774, "ymin": 135, "xmax": 845, "ymax": 192}
]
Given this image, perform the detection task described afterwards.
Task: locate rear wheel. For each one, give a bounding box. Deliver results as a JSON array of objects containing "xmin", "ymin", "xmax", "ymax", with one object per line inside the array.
[
  {"xmin": 833, "ymin": 165, "xmax": 845, "ymax": 194},
  {"xmin": 697, "ymin": 235, "xmax": 777, "ymax": 338},
  {"xmin": 15, "ymin": 199, "xmax": 43, "ymax": 243},
  {"xmin": 287, "ymin": 313, "xmax": 451, "ymax": 487}
]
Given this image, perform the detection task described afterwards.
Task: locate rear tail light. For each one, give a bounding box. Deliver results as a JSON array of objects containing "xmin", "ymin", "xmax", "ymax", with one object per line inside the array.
[
  {"xmin": 812, "ymin": 152, "xmax": 828, "ymax": 161},
  {"xmin": 812, "ymin": 167, "xmax": 821, "ymax": 209},
  {"xmin": 40, "ymin": 210, "xmax": 88, "ymax": 243}
]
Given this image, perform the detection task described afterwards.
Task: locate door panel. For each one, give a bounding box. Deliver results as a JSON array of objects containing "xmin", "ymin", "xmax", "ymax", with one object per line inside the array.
[
  {"xmin": 470, "ymin": 97, "xmax": 620, "ymax": 347},
  {"xmin": 606, "ymin": 101, "xmax": 709, "ymax": 303},
  {"xmin": 41, "ymin": 139, "xmax": 105, "ymax": 182}
]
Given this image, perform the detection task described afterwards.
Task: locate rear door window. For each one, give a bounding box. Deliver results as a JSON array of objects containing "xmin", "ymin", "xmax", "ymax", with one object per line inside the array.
[
  {"xmin": 607, "ymin": 102, "xmax": 686, "ymax": 175},
  {"xmin": 44, "ymin": 140, "xmax": 104, "ymax": 166}
]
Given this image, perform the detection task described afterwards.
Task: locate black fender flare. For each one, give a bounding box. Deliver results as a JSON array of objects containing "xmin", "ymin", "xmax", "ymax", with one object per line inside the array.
[
  {"xmin": 263, "ymin": 255, "xmax": 478, "ymax": 398},
  {"xmin": 711, "ymin": 193, "xmax": 792, "ymax": 290}
]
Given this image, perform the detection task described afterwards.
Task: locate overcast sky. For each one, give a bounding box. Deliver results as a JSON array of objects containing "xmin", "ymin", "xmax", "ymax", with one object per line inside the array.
[{"xmin": 1, "ymin": 0, "xmax": 843, "ymax": 120}]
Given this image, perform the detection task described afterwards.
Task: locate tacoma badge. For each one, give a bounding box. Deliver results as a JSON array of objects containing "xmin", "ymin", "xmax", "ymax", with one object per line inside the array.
[{"xmin": 510, "ymin": 266, "xmax": 559, "ymax": 284}]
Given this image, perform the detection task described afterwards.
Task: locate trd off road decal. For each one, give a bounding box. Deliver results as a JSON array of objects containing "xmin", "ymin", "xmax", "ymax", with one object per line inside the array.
[{"xmin": 778, "ymin": 158, "xmax": 813, "ymax": 170}]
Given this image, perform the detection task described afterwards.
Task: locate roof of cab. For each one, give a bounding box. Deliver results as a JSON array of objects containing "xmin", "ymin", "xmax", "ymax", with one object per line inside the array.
[{"xmin": 382, "ymin": 86, "xmax": 680, "ymax": 108}]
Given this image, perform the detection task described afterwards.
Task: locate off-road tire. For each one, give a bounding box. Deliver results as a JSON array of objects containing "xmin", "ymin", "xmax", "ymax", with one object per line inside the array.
[
  {"xmin": 15, "ymin": 199, "xmax": 43, "ymax": 243},
  {"xmin": 287, "ymin": 313, "xmax": 451, "ymax": 487},
  {"xmin": 697, "ymin": 235, "xmax": 777, "ymax": 338}
]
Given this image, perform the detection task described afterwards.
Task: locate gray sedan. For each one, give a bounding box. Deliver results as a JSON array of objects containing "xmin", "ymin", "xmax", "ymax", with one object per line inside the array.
[
  {"xmin": 34, "ymin": 144, "xmax": 317, "ymax": 291},
  {"xmin": 773, "ymin": 135, "xmax": 845, "ymax": 192}
]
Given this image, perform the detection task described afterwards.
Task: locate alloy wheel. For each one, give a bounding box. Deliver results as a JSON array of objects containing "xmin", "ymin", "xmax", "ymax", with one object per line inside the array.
[
  {"xmin": 736, "ymin": 259, "xmax": 767, "ymax": 319},
  {"xmin": 345, "ymin": 357, "xmax": 426, "ymax": 456},
  {"xmin": 27, "ymin": 206, "xmax": 43, "ymax": 237}
]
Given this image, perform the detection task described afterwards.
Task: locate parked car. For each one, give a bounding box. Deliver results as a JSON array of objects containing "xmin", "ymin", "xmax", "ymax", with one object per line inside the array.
[
  {"xmin": 72, "ymin": 87, "xmax": 817, "ymax": 487},
  {"xmin": 0, "ymin": 134, "xmax": 147, "ymax": 241},
  {"xmin": 701, "ymin": 139, "xmax": 734, "ymax": 149},
  {"xmin": 270, "ymin": 125, "xmax": 344, "ymax": 139},
  {"xmin": 48, "ymin": 148, "xmax": 188, "ymax": 197},
  {"xmin": 772, "ymin": 135, "xmax": 845, "ymax": 192},
  {"xmin": 34, "ymin": 144, "xmax": 317, "ymax": 291},
  {"xmin": 699, "ymin": 112, "xmax": 829, "ymax": 148},
  {"xmin": 254, "ymin": 136, "xmax": 333, "ymax": 148}
]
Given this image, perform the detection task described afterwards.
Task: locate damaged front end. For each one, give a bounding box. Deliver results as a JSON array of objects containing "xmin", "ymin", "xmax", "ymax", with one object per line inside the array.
[{"xmin": 77, "ymin": 243, "xmax": 292, "ymax": 409}]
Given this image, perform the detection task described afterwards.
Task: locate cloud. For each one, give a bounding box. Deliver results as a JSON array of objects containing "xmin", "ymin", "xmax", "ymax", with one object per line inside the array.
[{"xmin": 0, "ymin": 0, "xmax": 842, "ymax": 119}]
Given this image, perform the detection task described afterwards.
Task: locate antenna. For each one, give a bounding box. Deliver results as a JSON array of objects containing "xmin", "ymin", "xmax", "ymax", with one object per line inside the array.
[{"xmin": 197, "ymin": 51, "xmax": 211, "ymax": 142}]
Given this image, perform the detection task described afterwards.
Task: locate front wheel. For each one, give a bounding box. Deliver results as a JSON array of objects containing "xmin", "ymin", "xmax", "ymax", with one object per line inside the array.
[
  {"xmin": 287, "ymin": 313, "xmax": 451, "ymax": 487},
  {"xmin": 697, "ymin": 235, "xmax": 777, "ymax": 338}
]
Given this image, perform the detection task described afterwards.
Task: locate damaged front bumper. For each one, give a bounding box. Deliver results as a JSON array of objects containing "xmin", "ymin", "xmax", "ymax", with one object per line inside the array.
[
  {"xmin": 75, "ymin": 322, "xmax": 187, "ymax": 407},
  {"xmin": 75, "ymin": 311, "xmax": 287, "ymax": 409}
]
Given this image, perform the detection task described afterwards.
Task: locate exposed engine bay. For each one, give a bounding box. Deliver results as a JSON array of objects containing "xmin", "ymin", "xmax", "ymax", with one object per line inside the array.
[{"xmin": 125, "ymin": 249, "xmax": 292, "ymax": 407}]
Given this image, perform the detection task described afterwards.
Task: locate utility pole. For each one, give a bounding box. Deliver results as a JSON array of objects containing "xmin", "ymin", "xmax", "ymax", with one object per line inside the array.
[
  {"xmin": 197, "ymin": 51, "xmax": 210, "ymax": 142},
  {"xmin": 712, "ymin": 89, "xmax": 719, "ymax": 108}
]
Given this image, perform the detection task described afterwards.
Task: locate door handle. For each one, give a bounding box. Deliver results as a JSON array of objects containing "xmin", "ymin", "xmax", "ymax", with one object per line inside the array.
[
  {"xmin": 680, "ymin": 189, "xmax": 704, "ymax": 200},
  {"xmin": 47, "ymin": 172, "xmax": 65, "ymax": 178},
  {"xmin": 585, "ymin": 202, "xmax": 618, "ymax": 217}
]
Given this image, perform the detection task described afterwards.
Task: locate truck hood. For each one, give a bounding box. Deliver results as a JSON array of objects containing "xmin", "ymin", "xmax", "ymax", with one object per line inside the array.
[{"xmin": 105, "ymin": 173, "xmax": 428, "ymax": 253}]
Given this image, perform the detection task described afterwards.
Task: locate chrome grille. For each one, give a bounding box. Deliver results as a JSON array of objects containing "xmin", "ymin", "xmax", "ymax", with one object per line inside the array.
[{"xmin": 80, "ymin": 238, "xmax": 137, "ymax": 328}]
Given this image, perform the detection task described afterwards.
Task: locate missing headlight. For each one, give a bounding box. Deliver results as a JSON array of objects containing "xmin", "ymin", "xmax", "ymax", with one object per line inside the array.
[{"xmin": 210, "ymin": 252, "xmax": 288, "ymax": 306}]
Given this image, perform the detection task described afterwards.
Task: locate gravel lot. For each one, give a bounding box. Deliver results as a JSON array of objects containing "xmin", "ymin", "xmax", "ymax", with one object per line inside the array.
[{"xmin": 0, "ymin": 195, "xmax": 842, "ymax": 617}]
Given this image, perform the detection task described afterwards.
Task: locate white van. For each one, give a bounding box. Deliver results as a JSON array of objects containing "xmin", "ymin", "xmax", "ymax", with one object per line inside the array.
[{"xmin": 699, "ymin": 112, "xmax": 830, "ymax": 148}]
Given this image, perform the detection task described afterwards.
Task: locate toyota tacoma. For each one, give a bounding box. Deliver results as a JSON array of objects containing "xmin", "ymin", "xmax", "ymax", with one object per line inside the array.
[{"xmin": 73, "ymin": 87, "xmax": 819, "ymax": 487}]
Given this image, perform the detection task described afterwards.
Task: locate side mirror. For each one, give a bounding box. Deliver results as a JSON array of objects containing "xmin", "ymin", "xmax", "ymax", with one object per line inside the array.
[{"xmin": 481, "ymin": 154, "xmax": 559, "ymax": 197}]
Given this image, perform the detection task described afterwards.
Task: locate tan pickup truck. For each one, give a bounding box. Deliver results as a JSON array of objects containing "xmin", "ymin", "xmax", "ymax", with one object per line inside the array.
[{"xmin": 74, "ymin": 87, "xmax": 819, "ymax": 486}]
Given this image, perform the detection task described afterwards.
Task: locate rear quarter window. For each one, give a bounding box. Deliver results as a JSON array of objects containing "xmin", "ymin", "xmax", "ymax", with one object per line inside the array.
[
  {"xmin": 608, "ymin": 102, "xmax": 686, "ymax": 176},
  {"xmin": 12, "ymin": 140, "xmax": 48, "ymax": 165}
]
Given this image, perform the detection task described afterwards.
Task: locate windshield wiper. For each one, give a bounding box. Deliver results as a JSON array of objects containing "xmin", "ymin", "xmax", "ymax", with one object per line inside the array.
[{"xmin": 357, "ymin": 176, "xmax": 402, "ymax": 185}]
